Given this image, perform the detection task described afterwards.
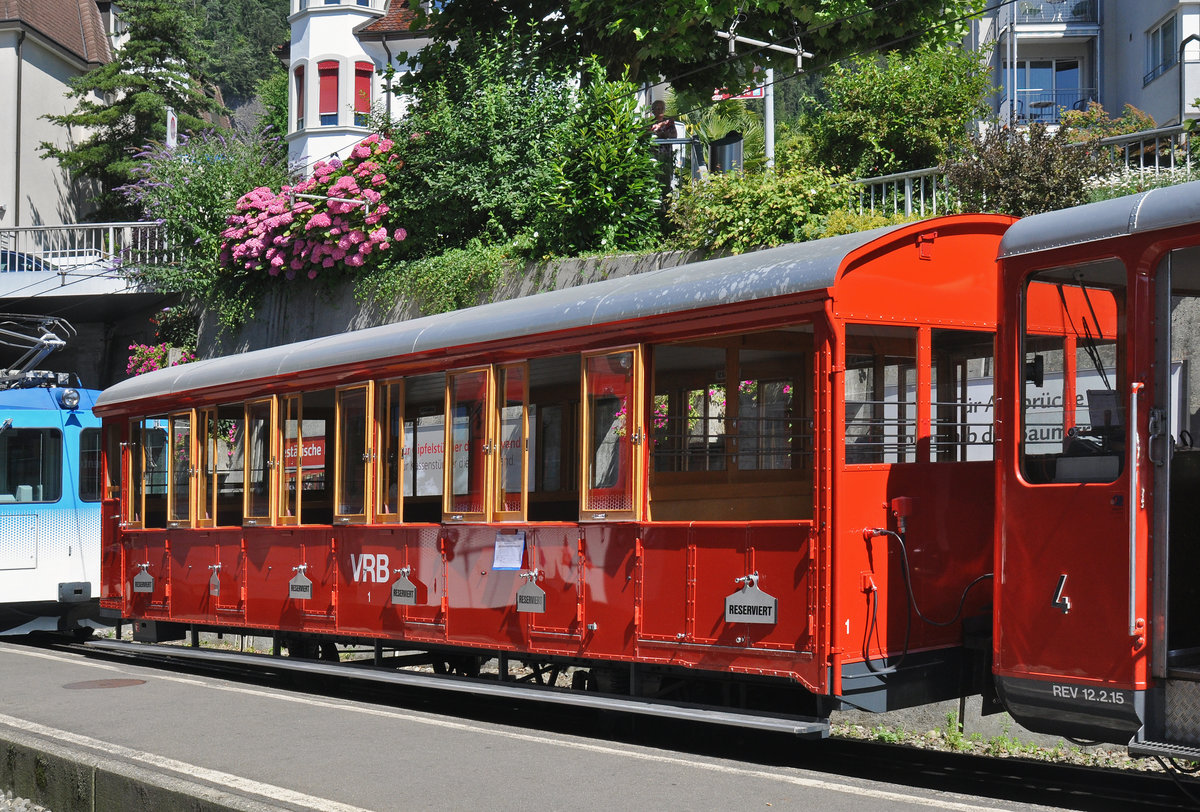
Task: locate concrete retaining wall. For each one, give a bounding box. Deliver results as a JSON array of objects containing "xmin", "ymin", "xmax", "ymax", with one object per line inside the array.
[{"xmin": 200, "ymin": 249, "xmax": 711, "ymax": 357}]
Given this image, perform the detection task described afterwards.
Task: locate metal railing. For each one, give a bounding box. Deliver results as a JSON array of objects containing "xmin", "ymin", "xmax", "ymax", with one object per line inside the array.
[
  {"xmin": 1095, "ymin": 125, "xmax": 1193, "ymax": 175},
  {"xmin": 1013, "ymin": 0, "xmax": 1097, "ymax": 25},
  {"xmin": 0, "ymin": 222, "xmax": 171, "ymax": 280},
  {"xmin": 851, "ymin": 167, "xmax": 954, "ymax": 218},
  {"xmin": 1000, "ymin": 88, "xmax": 1097, "ymax": 125},
  {"xmin": 853, "ymin": 125, "xmax": 1196, "ymax": 217}
]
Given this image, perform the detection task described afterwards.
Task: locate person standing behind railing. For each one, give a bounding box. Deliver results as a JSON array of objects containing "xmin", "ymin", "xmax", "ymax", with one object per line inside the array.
[{"xmin": 649, "ymin": 99, "xmax": 678, "ymax": 197}]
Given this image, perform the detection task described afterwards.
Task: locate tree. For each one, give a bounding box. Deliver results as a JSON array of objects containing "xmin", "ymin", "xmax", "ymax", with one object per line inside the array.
[
  {"xmin": 789, "ymin": 44, "xmax": 992, "ymax": 177},
  {"xmin": 189, "ymin": 0, "xmax": 290, "ymax": 109},
  {"xmin": 408, "ymin": 0, "xmax": 985, "ymax": 99},
  {"xmin": 1059, "ymin": 102, "xmax": 1157, "ymax": 143},
  {"xmin": 41, "ymin": 0, "xmax": 226, "ymax": 220},
  {"xmin": 377, "ymin": 27, "xmax": 577, "ymax": 256},
  {"xmin": 942, "ymin": 124, "xmax": 1109, "ymax": 218},
  {"xmin": 121, "ymin": 127, "xmax": 289, "ymax": 325},
  {"xmin": 255, "ymin": 71, "xmax": 290, "ymax": 151}
]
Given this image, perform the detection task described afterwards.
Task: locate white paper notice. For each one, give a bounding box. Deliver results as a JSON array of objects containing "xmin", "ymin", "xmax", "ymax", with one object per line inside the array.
[{"xmin": 492, "ymin": 531, "xmax": 526, "ymax": 570}]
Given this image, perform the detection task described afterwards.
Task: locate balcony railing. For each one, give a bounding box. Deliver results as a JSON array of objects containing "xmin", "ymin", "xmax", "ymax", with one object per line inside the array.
[
  {"xmin": 1014, "ymin": 0, "xmax": 1097, "ymax": 25},
  {"xmin": 999, "ymin": 88, "xmax": 1097, "ymax": 125},
  {"xmin": 0, "ymin": 222, "xmax": 171, "ymax": 287},
  {"xmin": 853, "ymin": 125, "xmax": 1196, "ymax": 217}
]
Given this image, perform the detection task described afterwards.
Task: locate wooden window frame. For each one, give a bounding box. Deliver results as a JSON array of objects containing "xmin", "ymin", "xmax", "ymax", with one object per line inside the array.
[
  {"xmin": 243, "ymin": 396, "xmax": 278, "ymax": 526},
  {"xmin": 443, "ymin": 366, "xmax": 495, "ymax": 523},
  {"xmin": 277, "ymin": 394, "xmax": 303, "ymax": 526},
  {"xmin": 334, "ymin": 382, "xmax": 374, "ymax": 524},
  {"xmin": 494, "ymin": 363, "xmax": 529, "ymax": 522},
  {"xmin": 123, "ymin": 419, "xmax": 144, "ymax": 529},
  {"xmin": 166, "ymin": 410, "xmax": 194, "ymax": 528},
  {"xmin": 374, "ymin": 378, "xmax": 404, "ymax": 523},
  {"xmin": 195, "ymin": 408, "xmax": 216, "ymax": 528},
  {"xmin": 580, "ymin": 346, "xmax": 645, "ymax": 522}
]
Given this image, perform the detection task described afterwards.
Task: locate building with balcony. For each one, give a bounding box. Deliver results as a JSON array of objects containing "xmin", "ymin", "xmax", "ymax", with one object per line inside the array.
[
  {"xmin": 286, "ymin": 0, "xmax": 433, "ymax": 172},
  {"xmin": 0, "ymin": 0, "xmax": 120, "ymax": 228},
  {"xmin": 973, "ymin": 1, "xmax": 1200, "ymax": 127}
]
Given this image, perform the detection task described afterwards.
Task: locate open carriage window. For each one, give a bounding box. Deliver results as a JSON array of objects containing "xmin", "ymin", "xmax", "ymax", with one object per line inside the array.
[
  {"xmin": 127, "ymin": 418, "xmax": 167, "ymax": 528},
  {"xmin": 1021, "ymin": 259, "xmax": 1125, "ymax": 484},
  {"xmin": 845, "ymin": 326, "xmax": 917, "ymax": 464},
  {"xmin": 931, "ymin": 330, "xmax": 996, "ymax": 462},
  {"xmin": 649, "ymin": 329, "xmax": 812, "ymax": 521},
  {"xmin": 403, "ymin": 372, "xmax": 446, "ymax": 523}
]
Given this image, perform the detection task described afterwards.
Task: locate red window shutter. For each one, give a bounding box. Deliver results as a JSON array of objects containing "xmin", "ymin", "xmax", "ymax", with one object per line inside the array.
[
  {"xmin": 294, "ymin": 66, "xmax": 304, "ymax": 120},
  {"xmin": 318, "ymin": 61, "xmax": 339, "ymax": 115},
  {"xmin": 355, "ymin": 62, "xmax": 372, "ymax": 114}
]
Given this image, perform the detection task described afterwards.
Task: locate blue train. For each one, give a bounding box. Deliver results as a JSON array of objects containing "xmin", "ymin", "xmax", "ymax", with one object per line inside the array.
[{"xmin": 0, "ymin": 316, "xmax": 103, "ymax": 635}]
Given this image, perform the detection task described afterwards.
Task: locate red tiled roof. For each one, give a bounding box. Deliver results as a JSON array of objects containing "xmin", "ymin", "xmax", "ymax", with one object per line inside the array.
[
  {"xmin": 358, "ymin": 0, "xmax": 421, "ymax": 38},
  {"xmin": 0, "ymin": 0, "xmax": 111, "ymax": 65}
]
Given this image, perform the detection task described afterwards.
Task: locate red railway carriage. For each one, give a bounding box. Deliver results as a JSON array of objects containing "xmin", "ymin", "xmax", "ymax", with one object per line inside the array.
[
  {"xmin": 96, "ymin": 214, "xmax": 1014, "ymax": 729},
  {"xmin": 993, "ymin": 179, "xmax": 1200, "ymax": 759}
]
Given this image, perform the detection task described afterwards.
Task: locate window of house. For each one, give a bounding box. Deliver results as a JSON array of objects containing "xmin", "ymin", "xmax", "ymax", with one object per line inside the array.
[
  {"xmin": 354, "ymin": 62, "xmax": 372, "ymax": 127},
  {"xmin": 294, "ymin": 66, "xmax": 305, "ymax": 130},
  {"xmin": 318, "ymin": 60, "xmax": 339, "ymax": 126},
  {"xmin": 1001, "ymin": 58, "xmax": 1083, "ymax": 120},
  {"xmin": 1147, "ymin": 14, "xmax": 1178, "ymax": 85}
]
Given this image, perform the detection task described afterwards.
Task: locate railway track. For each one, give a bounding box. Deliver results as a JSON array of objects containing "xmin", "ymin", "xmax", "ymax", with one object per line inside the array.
[{"xmin": 17, "ymin": 634, "xmax": 1198, "ymax": 811}]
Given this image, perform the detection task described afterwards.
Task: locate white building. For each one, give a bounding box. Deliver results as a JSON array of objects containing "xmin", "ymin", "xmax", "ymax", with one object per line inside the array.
[
  {"xmin": 972, "ymin": 0, "xmax": 1200, "ymax": 127},
  {"xmin": 0, "ymin": 0, "xmax": 118, "ymax": 227},
  {"xmin": 286, "ymin": 0, "xmax": 432, "ymax": 172}
]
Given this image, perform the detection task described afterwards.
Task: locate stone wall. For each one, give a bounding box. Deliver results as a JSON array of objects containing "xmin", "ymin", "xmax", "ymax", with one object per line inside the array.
[{"xmin": 199, "ymin": 249, "xmax": 711, "ymax": 357}]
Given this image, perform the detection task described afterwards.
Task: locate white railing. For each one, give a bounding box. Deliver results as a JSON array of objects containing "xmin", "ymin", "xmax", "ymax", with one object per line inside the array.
[
  {"xmin": 851, "ymin": 167, "xmax": 954, "ymax": 217},
  {"xmin": 853, "ymin": 125, "xmax": 1196, "ymax": 217},
  {"xmin": 0, "ymin": 221, "xmax": 172, "ymax": 279}
]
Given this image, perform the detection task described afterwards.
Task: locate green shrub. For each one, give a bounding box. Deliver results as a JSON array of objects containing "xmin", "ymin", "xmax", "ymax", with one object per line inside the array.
[
  {"xmin": 943, "ymin": 123, "xmax": 1109, "ymax": 217},
  {"xmin": 362, "ymin": 240, "xmax": 514, "ymax": 315},
  {"xmin": 793, "ymin": 45, "xmax": 992, "ymax": 178},
  {"xmin": 668, "ymin": 166, "xmax": 851, "ymax": 253},
  {"xmin": 533, "ymin": 61, "xmax": 664, "ymax": 256},
  {"xmin": 815, "ymin": 208, "xmax": 924, "ymax": 238},
  {"xmin": 377, "ymin": 27, "xmax": 574, "ymax": 256}
]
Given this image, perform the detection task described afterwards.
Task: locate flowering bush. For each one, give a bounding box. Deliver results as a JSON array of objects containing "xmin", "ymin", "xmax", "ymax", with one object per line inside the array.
[
  {"xmin": 219, "ymin": 134, "xmax": 408, "ymax": 281},
  {"xmin": 127, "ymin": 343, "xmax": 196, "ymax": 376}
]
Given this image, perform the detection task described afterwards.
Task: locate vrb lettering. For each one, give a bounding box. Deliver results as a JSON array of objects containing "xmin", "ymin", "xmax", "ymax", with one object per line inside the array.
[{"xmin": 350, "ymin": 553, "xmax": 391, "ymax": 583}]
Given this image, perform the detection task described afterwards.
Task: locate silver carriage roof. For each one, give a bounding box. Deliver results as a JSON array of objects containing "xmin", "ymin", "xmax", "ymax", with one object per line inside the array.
[
  {"xmin": 95, "ymin": 222, "xmax": 913, "ymax": 412},
  {"xmin": 998, "ymin": 178, "xmax": 1200, "ymax": 259}
]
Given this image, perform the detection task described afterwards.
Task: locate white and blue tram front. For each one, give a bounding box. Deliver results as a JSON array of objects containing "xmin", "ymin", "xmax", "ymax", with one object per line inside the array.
[{"xmin": 0, "ymin": 379, "xmax": 102, "ymax": 634}]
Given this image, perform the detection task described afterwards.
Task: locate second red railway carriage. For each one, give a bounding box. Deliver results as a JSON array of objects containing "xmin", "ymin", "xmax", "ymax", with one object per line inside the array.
[{"xmin": 96, "ymin": 213, "xmax": 1014, "ymax": 730}]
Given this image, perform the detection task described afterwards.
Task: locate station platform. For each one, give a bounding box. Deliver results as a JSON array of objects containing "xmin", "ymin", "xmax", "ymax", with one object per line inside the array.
[{"xmin": 0, "ymin": 635, "xmax": 1034, "ymax": 812}]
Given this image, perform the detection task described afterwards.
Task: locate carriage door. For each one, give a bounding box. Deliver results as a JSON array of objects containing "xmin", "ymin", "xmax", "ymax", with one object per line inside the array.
[
  {"xmin": 1153, "ymin": 247, "xmax": 1200, "ymax": 681},
  {"xmin": 1004, "ymin": 261, "xmax": 1132, "ymax": 684}
]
